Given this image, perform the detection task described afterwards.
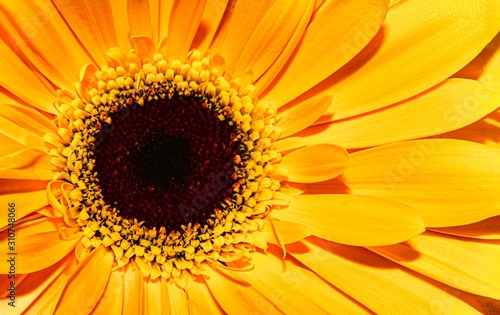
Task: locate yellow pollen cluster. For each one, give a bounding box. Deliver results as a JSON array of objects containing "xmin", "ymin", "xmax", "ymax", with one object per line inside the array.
[{"xmin": 46, "ymin": 49, "xmax": 283, "ymax": 279}]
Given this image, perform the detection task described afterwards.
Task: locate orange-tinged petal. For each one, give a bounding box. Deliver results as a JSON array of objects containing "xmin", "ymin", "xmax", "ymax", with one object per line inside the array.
[
  {"xmin": 288, "ymin": 237, "xmax": 483, "ymax": 314},
  {"xmin": 92, "ymin": 268, "xmax": 124, "ymax": 315},
  {"xmin": 130, "ymin": 35, "xmax": 156, "ymax": 62},
  {"xmin": 109, "ymin": 0, "xmax": 132, "ymax": 50},
  {"xmin": 127, "ymin": 0, "xmax": 153, "ymax": 39},
  {"xmin": 0, "ymin": 133, "xmax": 25, "ymax": 157},
  {"xmin": 279, "ymin": 94, "xmax": 332, "ymax": 138},
  {"xmin": 279, "ymin": 144, "xmax": 350, "ymax": 183},
  {"xmin": 191, "ymin": 0, "xmax": 229, "ymax": 52},
  {"xmin": 0, "ymin": 217, "xmax": 81, "ymax": 274},
  {"xmin": 186, "ymin": 277, "xmax": 224, "ymax": 315},
  {"xmin": 370, "ymin": 231, "xmax": 500, "ymax": 299},
  {"xmin": 232, "ymin": 0, "xmax": 312, "ymax": 80},
  {"xmin": 0, "ymin": 116, "xmax": 46, "ymax": 152},
  {"xmin": 0, "ymin": 39, "xmax": 57, "ymax": 114},
  {"xmin": 344, "ymin": 139, "xmax": 500, "ymax": 227},
  {"xmin": 144, "ymin": 278, "xmax": 162, "ymax": 315},
  {"xmin": 272, "ymin": 194, "xmax": 425, "ymax": 246},
  {"xmin": 0, "ymin": 149, "xmax": 53, "ymax": 180},
  {"xmin": 52, "ymin": 0, "xmax": 118, "ymax": 65},
  {"xmin": 261, "ymin": 0, "xmax": 388, "ymax": 107},
  {"xmin": 0, "ymin": 183, "xmax": 48, "ymax": 230},
  {"xmin": 159, "ymin": 0, "xmax": 207, "ymax": 62},
  {"xmin": 226, "ymin": 255, "xmax": 327, "ymax": 314},
  {"xmin": 431, "ymin": 216, "xmax": 500, "ymax": 240},
  {"xmin": 0, "ymin": 0, "xmax": 94, "ymax": 91},
  {"xmin": 0, "ymin": 254, "xmax": 68, "ymax": 314},
  {"xmin": 205, "ymin": 267, "xmax": 281, "ymax": 314},
  {"xmin": 299, "ymin": 0, "xmax": 500, "ymax": 120},
  {"xmin": 273, "ymin": 137, "xmax": 309, "ymax": 153},
  {"xmin": 1, "ymin": 103, "xmax": 57, "ymax": 136},
  {"xmin": 122, "ymin": 263, "xmax": 144, "ymax": 315},
  {"xmin": 261, "ymin": 220, "xmax": 311, "ymax": 246},
  {"xmin": 54, "ymin": 246, "xmax": 114, "ymax": 314},
  {"xmin": 167, "ymin": 280, "xmax": 189, "ymax": 314},
  {"xmin": 300, "ymin": 79, "xmax": 500, "ymax": 148}
]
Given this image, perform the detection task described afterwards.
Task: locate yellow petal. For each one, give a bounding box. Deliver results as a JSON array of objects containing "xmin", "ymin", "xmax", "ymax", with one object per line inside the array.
[
  {"xmin": 300, "ymin": 79, "xmax": 500, "ymax": 148},
  {"xmin": 0, "ymin": 217, "xmax": 81, "ymax": 273},
  {"xmin": 0, "ymin": 1, "xmax": 93, "ymax": 91},
  {"xmin": 109, "ymin": 0, "xmax": 132, "ymax": 51},
  {"xmin": 431, "ymin": 216, "xmax": 500, "ymax": 240},
  {"xmin": 127, "ymin": 0, "xmax": 153, "ymax": 39},
  {"xmin": 289, "ymin": 237, "xmax": 483, "ymax": 314},
  {"xmin": 226, "ymin": 254, "xmax": 327, "ymax": 314},
  {"xmin": 1, "ymin": 103, "xmax": 57, "ymax": 136},
  {"xmin": 272, "ymin": 194, "xmax": 424, "ymax": 246},
  {"xmin": 0, "ymin": 149, "xmax": 53, "ymax": 180},
  {"xmin": 144, "ymin": 279, "xmax": 162, "ymax": 315},
  {"xmin": 370, "ymin": 231, "xmax": 500, "ymax": 299},
  {"xmin": 273, "ymin": 137, "xmax": 309, "ymax": 153},
  {"xmin": 261, "ymin": 0, "xmax": 388, "ymax": 106},
  {"xmin": 92, "ymin": 268, "xmax": 124, "ymax": 315},
  {"xmin": 0, "ymin": 183, "xmax": 49, "ymax": 230},
  {"xmin": 167, "ymin": 280, "xmax": 189, "ymax": 314},
  {"xmin": 344, "ymin": 139, "xmax": 500, "ymax": 227},
  {"xmin": 0, "ymin": 254, "xmax": 68, "ymax": 314},
  {"xmin": 232, "ymin": 0, "xmax": 312, "ymax": 80},
  {"xmin": 0, "ymin": 133, "xmax": 25, "ymax": 157},
  {"xmin": 279, "ymin": 94, "xmax": 332, "ymax": 138},
  {"xmin": 261, "ymin": 220, "xmax": 311, "ymax": 246},
  {"xmin": 0, "ymin": 39, "xmax": 57, "ymax": 114},
  {"xmin": 191, "ymin": 0, "xmax": 229, "ymax": 52},
  {"xmin": 55, "ymin": 246, "xmax": 114, "ymax": 314},
  {"xmin": 299, "ymin": 0, "xmax": 500, "ymax": 120},
  {"xmin": 52, "ymin": 0, "xmax": 118, "ymax": 65},
  {"xmin": 130, "ymin": 35, "xmax": 156, "ymax": 62},
  {"xmin": 122, "ymin": 263, "xmax": 144, "ymax": 315},
  {"xmin": 159, "ymin": 0, "xmax": 207, "ymax": 62},
  {"xmin": 205, "ymin": 267, "xmax": 281, "ymax": 314},
  {"xmin": 186, "ymin": 277, "xmax": 224, "ymax": 315},
  {"xmin": 280, "ymin": 144, "xmax": 350, "ymax": 183}
]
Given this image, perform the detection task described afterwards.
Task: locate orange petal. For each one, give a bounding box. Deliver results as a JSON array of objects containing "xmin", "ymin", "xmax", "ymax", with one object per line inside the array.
[
  {"xmin": 279, "ymin": 94, "xmax": 332, "ymax": 138},
  {"xmin": 272, "ymin": 194, "xmax": 424, "ymax": 246},
  {"xmin": 122, "ymin": 263, "xmax": 144, "ymax": 315},
  {"xmin": 273, "ymin": 137, "xmax": 309, "ymax": 153},
  {"xmin": 261, "ymin": 0, "xmax": 388, "ymax": 106},
  {"xmin": 191, "ymin": 0, "xmax": 229, "ymax": 52},
  {"xmin": 370, "ymin": 231, "xmax": 500, "ymax": 299},
  {"xmin": 0, "ymin": 149, "xmax": 53, "ymax": 180},
  {"xmin": 52, "ymin": 0, "xmax": 118, "ymax": 65},
  {"xmin": 0, "ymin": 1, "xmax": 93, "ymax": 91},
  {"xmin": 167, "ymin": 280, "xmax": 189, "ymax": 314},
  {"xmin": 0, "ymin": 217, "xmax": 81, "ymax": 274},
  {"xmin": 232, "ymin": 0, "xmax": 313, "ymax": 80},
  {"xmin": 0, "ymin": 133, "xmax": 26, "ymax": 158},
  {"xmin": 261, "ymin": 220, "xmax": 311, "ymax": 246},
  {"xmin": 127, "ymin": 0, "xmax": 153, "ymax": 39},
  {"xmin": 288, "ymin": 237, "xmax": 483, "ymax": 314},
  {"xmin": 279, "ymin": 144, "xmax": 350, "ymax": 183},
  {"xmin": 431, "ymin": 216, "xmax": 500, "ymax": 240},
  {"xmin": 159, "ymin": 0, "xmax": 207, "ymax": 62},
  {"xmin": 109, "ymin": 0, "xmax": 132, "ymax": 51},
  {"xmin": 300, "ymin": 79, "xmax": 500, "ymax": 148},
  {"xmin": 0, "ymin": 39, "xmax": 57, "ymax": 114},
  {"xmin": 54, "ymin": 246, "xmax": 114, "ymax": 314},
  {"xmin": 299, "ymin": 0, "xmax": 500, "ymax": 120},
  {"xmin": 143, "ymin": 278, "xmax": 162, "ymax": 315},
  {"xmin": 344, "ymin": 139, "xmax": 500, "ymax": 227},
  {"xmin": 205, "ymin": 267, "xmax": 280, "ymax": 314},
  {"xmin": 1, "ymin": 103, "xmax": 57, "ymax": 136},
  {"xmin": 186, "ymin": 277, "xmax": 224, "ymax": 315},
  {"xmin": 91, "ymin": 268, "xmax": 124, "ymax": 315}
]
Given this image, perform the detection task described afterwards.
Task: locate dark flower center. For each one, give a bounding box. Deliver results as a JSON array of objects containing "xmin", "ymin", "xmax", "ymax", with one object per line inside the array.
[{"xmin": 93, "ymin": 95, "xmax": 240, "ymax": 232}]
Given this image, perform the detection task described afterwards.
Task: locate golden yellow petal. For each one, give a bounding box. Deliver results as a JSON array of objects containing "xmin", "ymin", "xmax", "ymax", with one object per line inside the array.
[
  {"xmin": 289, "ymin": 237, "xmax": 483, "ymax": 314},
  {"xmin": 186, "ymin": 277, "xmax": 224, "ymax": 315},
  {"xmin": 167, "ymin": 280, "xmax": 189, "ymax": 314},
  {"xmin": 0, "ymin": 217, "xmax": 81, "ymax": 274},
  {"xmin": 127, "ymin": 0, "xmax": 153, "ymax": 39},
  {"xmin": 159, "ymin": 0, "xmax": 206, "ymax": 62},
  {"xmin": 280, "ymin": 144, "xmax": 350, "ymax": 183},
  {"xmin": 272, "ymin": 194, "xmax": 424, "ymax": 246},
  {"xmin": 0, "ymin": 184, "xmax": 49, "ymax": 230},
  {"xmin": 261, "ymin": 0, "xmax": 388, "ymax": 106},
  {"xmin": 122, "ymin": 263, "xmax": 144, "ymax": 315},
  {"xmin": 0, "ymin": 133, "xmax": 25, "ymax": 157},
  {"xmin": 261, "ymin": 220, "xmax": 311, "ymax": 246},
  {"xmin": 0, "ymin": 1, "xmax": 93, "ymax": 91},
  {"xmin": 109, "ymin": 0, "xmax": 132, "ymax": 50},
  {"xmin": 143, "ymin": 278, "xmax": 162, "ymax": 315},
  {"xmin": 273, "ymin": 137, "xmax": 309, "ymax": 153},
  {"xmin": 0, "ymin": 149, "xmax": 53, "ymax": 180},
  {"xmin": 92, "ymin": 268, "xmax": 124, "ymax": 315},
  {"xmin": 279, "ymin": 94, "xmax": 332, "ymax": 138},
  {"xmin": 52, "ymin": 0, "xmax": 118, "ymax": 65},
  {"xmin": 300, "ymin": 79, "xmax": 500, "ymax": 148},
  {"xmin": 54, "ymin": 246, "xmax": 114, "ymax": 314},
  {"xmin": 344, "ymin": 139, "xmax": 500, "ymax": 227},
  {"xmin": 431, "ymin": 216, "xmax": 500, "ymax": 240},
  {"xmin": 205, "ymin": 267, "xmax": 281, "ymax": 314},
  {"xmin": 191, "ymin": 0, "xmax": 229, "ymax": 52},
  {"xmin": 370, "ymin": 231, "xmax": 500, "ymax": 299}
]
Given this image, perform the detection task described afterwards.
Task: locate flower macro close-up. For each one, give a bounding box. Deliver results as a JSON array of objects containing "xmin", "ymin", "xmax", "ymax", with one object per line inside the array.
[{"xmin": 1, "ymin": 0, "xmax": 500, "ymax": 314}]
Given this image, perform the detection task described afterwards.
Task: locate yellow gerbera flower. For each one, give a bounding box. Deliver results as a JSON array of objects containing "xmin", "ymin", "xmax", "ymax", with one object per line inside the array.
[{"xmin": 1, "ymin": 0, "xmax": 499, "ymax": 314}]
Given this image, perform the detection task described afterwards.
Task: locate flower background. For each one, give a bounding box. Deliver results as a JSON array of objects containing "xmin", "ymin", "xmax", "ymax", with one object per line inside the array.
[{"xmin": 0, "ymin": 0, "xmax": 499, "ymax": 314}]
